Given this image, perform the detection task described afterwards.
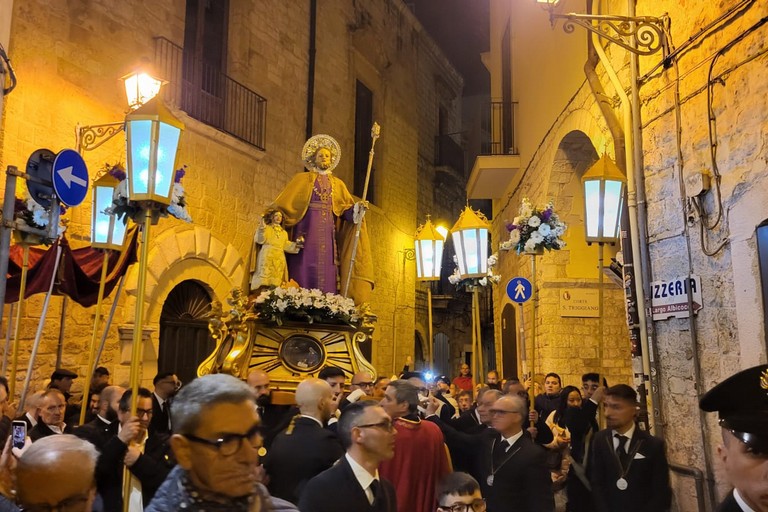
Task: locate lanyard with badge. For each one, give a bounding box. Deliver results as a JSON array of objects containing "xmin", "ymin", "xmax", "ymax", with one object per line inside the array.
[
  {"xmin": 607, "ymin": 435, "xmax": 644, "ymax": 491},
  {"xmin": 486, "ymin": 439, "xmax": 521, "ymax": 487}
]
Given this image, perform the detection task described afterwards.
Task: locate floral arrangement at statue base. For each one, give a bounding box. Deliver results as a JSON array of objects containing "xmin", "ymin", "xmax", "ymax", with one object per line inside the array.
[
  {"xmin": 253, "ymin": 285, "xmax": 365, "ymax": 328},
  {"xmin": 448, "ymin": 253, "xmax": 502, "ymax": 289},
  {"xmin": 12, "ymin": 193, "xmax": 67, "ymax": 245},
  {"xmin": 500, "ymin": 198, "xmax": 567, "ymax": 254},
  {"xmin": 103, "ymin": 163, "xmax": 193, "ymax": 224}
]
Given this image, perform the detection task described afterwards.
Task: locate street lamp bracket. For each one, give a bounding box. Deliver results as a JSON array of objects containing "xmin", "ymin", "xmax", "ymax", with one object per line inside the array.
[
  {"xmin": 77, "ymin": 121, "xmax": 125, "ymax": 153},
  {"xmin": 551, "ymin": 12, "xmax": 669, "ymax": 57}
]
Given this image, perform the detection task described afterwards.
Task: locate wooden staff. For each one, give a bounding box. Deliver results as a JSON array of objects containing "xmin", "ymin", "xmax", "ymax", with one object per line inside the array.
[{"xmin": 342, "ymin": 122, "xmax": 380, "ymax": 298}]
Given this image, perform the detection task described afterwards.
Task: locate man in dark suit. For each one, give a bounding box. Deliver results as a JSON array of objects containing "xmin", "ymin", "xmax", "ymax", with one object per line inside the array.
[
  {"xmin": 14, "ymin": 390, "xmax": 44, "ymax": 431},
  {"xmin": 96, "ymin": 387, "xmax": 174, "ymax": 511},
  {"xmin": 299, "ymin": 401, "xmax": 397, "ymax": 512},
  {"xmin": 74, "ymin": 385, "xmax": 124, "ymax": 452},
  {"xmin": 699, "ymin": 364, "xmax": 768, "ymax": 512},
  {"xmin": 247, "ymin": 369, "xmax": 299, "ymax": 448},
  {"xmin": 589, "ymin": 384, "xmax": 671, "ymax": 512},
  {"xmin": 481, "ymin": 394, "xmax": 553, "ymax": 512},
  {"xmin": 29, "ymin": 389, "xmax": 74, "ymax": 441},
  {"xmin": 264, "ymin": 378, "xmax": 343, "ymax": 504},
  {"xmin": 149, "ymin": 372, "xmax": 178, "ymax": 436}
]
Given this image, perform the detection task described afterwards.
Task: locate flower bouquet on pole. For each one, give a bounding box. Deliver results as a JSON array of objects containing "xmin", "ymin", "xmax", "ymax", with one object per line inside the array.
[{"xmin": 500, "ymin": 198, "xmax": 567, "ymax": 254}]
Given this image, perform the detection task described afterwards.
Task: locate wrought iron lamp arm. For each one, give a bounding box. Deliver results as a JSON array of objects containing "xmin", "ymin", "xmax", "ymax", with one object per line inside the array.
[
  {"xmin": 77, "ymin": 121, "xmax": 125, "ymax": 153},
  {"xmin": 551, "ymin": 12, "xmax": 669, "ymax": 57}
]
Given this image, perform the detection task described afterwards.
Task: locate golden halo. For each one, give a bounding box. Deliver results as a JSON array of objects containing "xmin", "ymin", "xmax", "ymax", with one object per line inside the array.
[{"xmin": 302, "ymin": 134, "xmax": 341, "ymax": 172}]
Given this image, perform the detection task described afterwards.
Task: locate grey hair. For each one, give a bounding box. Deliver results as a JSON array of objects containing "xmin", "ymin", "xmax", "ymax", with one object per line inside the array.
[
  {"xmin": 387, "ymin": 379, "xmax": 420, "ymax": 412},
  {"xmin": 483, "ymin": 389, "xmax": 503, "ymax": 401},
  {"xmin": 18, "ymin": 434, "xmax": 99, "ymax": 473},
  {"xmin": 172, "ymin": 374, "xmax": 256, "ymax": 435},
  {"xmin": 505, "ymin": 394, "xmax": 528, "ymax": 416}
]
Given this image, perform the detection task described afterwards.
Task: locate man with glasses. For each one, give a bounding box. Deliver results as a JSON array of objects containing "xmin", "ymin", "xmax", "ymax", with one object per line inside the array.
[
  {"xmin": 502, "ymin": 379, "xmax": 553, "ymax": 446},
  {"xmin": 339, "ymin": 372, "xmax": 374, "ymax": 412},
  {"xmin": 95, "ymin": 387, "xmax": 173, "ymax": 511},
  {"xmin": 483, "ymin": 395, "xmax": 553, "ymax": 512},
  {"xmin": 436, "ymin": 472, "xmax": 487, "ymax": 512},
  {"xmin": 15, "ymin": 434, "xmax": 98, "ymax": 512},
  {"xmin": 247, "ymin": 369, "xmax": 299, "ymax": 449},
  {"xmin": 149, "ymin": 372, "xmax": 179, "ymax": 436},
  {"xmin": 379, "ymin": 380, "xmax": 450, "ymax": 512},
  {"xmin": 29, "ymin": 389, "xmax": 72, "ymax": 441},
  {"xmin": 146, "ymin": 374, "xmax": 297, "ymax": 511},
  {"xmin": 299, "ymin": 401, "xmax": 397, "ymax": 512}
]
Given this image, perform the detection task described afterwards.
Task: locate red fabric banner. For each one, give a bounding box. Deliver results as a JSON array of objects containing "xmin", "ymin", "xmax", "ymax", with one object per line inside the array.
[{"xmin": 5, "ymin": 227, "xmax": 139, "ymax": 307}]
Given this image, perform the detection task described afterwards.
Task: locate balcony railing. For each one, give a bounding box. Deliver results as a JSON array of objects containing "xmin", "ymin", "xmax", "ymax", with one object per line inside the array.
[
  {"xmin": 481, "ymin": 101, "xmax": 518, "ymax": 156},
  {"xmin": 434, "ymin": 134, "xmax": 465, "ymax": 175},
  {"xmin": 154, "ymin": 37, "xmax": 267, "ymax": 150}
]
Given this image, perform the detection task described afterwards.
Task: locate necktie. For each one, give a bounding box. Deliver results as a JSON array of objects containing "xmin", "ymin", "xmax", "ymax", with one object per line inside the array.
[
  {"xmin": 615, "ymin": 434, "xmax": 629, "ymax": 470},
  {"xmin": 492, "ymin": 438, "xmax": 509, "ymax": 466},
  {"xmin": 369, "ymin": 479, "xmax": 379, "ymax": 505}
]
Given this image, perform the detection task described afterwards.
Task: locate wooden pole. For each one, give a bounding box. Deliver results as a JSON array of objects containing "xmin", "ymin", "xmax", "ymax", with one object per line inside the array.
[
  {"xmin": 529, "ymin": 253, "xmax": 538, "ymax": 426},
  {"xmin": 9, "ymin": 245, "xmax": 31, "ymax": 398},
  {"xmin": 1, "ymin": 304, "xmax": 14, "ymax": 375},
  {"xmin": 79, "ymin": 251, "xmax": 111, "ymax": 425},
  {"xmin": 427, "ymin": 285, "xmax": 434, "ymax": 368}
]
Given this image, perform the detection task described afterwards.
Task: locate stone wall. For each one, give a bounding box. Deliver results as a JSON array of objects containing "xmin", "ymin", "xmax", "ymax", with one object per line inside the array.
[{"xmin": 0, "ymin": 0, "xmax": 462, "ymax": 397}]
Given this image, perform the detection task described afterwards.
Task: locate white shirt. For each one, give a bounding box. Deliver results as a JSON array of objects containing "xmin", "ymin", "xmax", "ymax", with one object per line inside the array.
[
  {"xmin": 733, "ymin": 489, "xmax": 757, "ymax": 512},
  {"xmin": 612, "ymin": 424, "xmax": 636, "ymax": 451},
  {"xmin": 300, "ymin": 415, "xmax": 324, "ymax": 428},
  {"xmin": 345, "ymin": 453, "xmax": 379, "ymax": 505},
  {"xmin": 25, "ymin": 412, "xmax": 37, "ymax": 428},
  {"xmin": 48, "ymin": 423, "xmax": 66, "ymax": 434},
  {"xmin": 500, "ymin": 429, "xmax": 525, "ymax": 451}
]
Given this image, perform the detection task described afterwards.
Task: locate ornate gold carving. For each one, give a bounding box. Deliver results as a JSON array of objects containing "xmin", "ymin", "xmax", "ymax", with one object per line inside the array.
[{"xmin": 760, "ymin": 369, "xmax": 768, "ymax": 390}]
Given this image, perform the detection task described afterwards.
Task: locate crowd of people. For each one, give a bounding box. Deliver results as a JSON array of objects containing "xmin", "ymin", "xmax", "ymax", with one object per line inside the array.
[{"xmin": 0, "ymin": 361, "xmax": 764, "ymax": 511}]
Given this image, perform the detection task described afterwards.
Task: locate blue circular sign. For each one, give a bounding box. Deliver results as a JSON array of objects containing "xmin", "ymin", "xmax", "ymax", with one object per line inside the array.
[
  {"xmin": 52, "ymin": 149, "xmax": 89, "ymax": 207},
  {"xmin": 506, "ymin": 277, "xmax": 533, "ymax": 304}
]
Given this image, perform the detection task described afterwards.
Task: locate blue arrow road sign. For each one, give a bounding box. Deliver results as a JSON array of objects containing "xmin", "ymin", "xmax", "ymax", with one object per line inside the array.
[
  {"xmin": 506, "ymin": 277, "xmax": 533, "ymax": 304},
  {"xmin": 52, "ymin": 149, "xmax": 89, "ymax": 207}
]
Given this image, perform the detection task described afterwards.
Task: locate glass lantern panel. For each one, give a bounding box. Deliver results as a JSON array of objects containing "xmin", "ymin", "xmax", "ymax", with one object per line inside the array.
[
  {"xmin": 92, "ymin": 184, "xmax": 114, "ymax": 244},
  {"xmin": 584, "ymin": 180, "xmax": 601, "ymax": 238},
  {"xmin": 463, "ymin": 229, "xmax": 479, "ymax": 275},
  {"xmin": 452, "ymin": 231, "xmax": 467, "ymax": 276},
  {"xmin": 478, "ymin": 228, "xmax": 488, "ymax": 274},
  {"xmin": 415, "ymin": 243, "xmax": 424, "ymax": 279},
  {"xmin": 112, "ymin": 214, "xmax": 127, "ymax": 247},
  {"xmin": 129, "ymin": 120, "xmax": 152, "ymax": 195},
  {"xmin": 603, "ymin": 180, "xmax": 623, "ymax": 240},
  {"xmin": 433, "ymin": 239, "xmax": 444, "ymax": 279},
  {"xmin": 155, "ymin": 122, "xmax": 181, "ymax": 201}
]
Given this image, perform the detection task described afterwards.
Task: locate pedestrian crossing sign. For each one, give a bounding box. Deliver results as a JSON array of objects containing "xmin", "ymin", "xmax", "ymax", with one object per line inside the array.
[{"xmin": 506, "ymin": 277, "xmax": 532, "ymax": 303}]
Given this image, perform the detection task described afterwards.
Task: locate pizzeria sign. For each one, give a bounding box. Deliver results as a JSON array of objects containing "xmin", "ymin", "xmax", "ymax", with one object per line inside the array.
[{"xmin": 650, "ymin": 275, "xmax": 702, "ymax": 321}]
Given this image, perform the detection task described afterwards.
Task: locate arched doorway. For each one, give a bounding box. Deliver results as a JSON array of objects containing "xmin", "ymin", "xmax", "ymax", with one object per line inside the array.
[
  {"xmin": 414, "ymin": 331, "xmax": 427, "ymax": 370},
  {"xmin": 158, "ymin": 280, "xmax": 213, "ymax": 385},
  {"xmin": 500, "ymin": 303, "xmax": 518, "ymax": 378}
]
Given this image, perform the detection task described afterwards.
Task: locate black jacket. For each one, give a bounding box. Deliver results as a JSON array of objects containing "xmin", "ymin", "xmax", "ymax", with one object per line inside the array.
[
  {"xmin": 264, "ymin": 416, "xmax": 344, "ymax": 504},
  {"xmin": 588, "ymin": 426, "xmax": 672, "ymax": 512},
  {"xmin": 28, "ymin": 421, "xmax": 73, "ymax": 441},
  {"xmin": 299, "ymin": 457, "xmax": 396, "ymax": 512},
  {"xmin": 148, "ymin": 394, "xmax": 171, "ymax": 436},
  {"xmin": 74, "ymin": 416, "xmax": 117, "ymax": 452}
]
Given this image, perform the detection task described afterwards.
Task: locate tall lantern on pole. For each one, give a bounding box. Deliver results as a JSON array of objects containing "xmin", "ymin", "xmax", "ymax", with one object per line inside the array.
[
  {"xmin": 582, "ymin": 153, "xmax": 626, "ymax": 399},
  {"xmin": 414, "ymin": 216, "xmax": 446, "ymax": 367},
  {"xmin": 79, "ymin": 172, "xmax": 128, "ymax": 425},
  {"xmin": 450, "ymin": 206, "xmax": 490, "ymax": 388}
]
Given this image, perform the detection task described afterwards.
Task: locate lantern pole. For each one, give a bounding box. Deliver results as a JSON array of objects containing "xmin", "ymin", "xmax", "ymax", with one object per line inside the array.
[
  {"xmin": 427, "ymin": 284, "xmax": 434, "ymax": 368},
  {"xmin": 9, "ymin": 243, "xmax": 31, "ymax": 398},
  {"xmin": 529, "ymin": 253, "xmax": 538, "ymax": 426},
  {"xmin": 79, "ymin": 250, "xmax": 110, "ymax": 425}
]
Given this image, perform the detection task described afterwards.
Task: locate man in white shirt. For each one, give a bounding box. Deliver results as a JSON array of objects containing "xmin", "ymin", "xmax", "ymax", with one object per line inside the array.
[{"xmin": 29, "ymin": 389, "xmax": 72, "ymax": 440}]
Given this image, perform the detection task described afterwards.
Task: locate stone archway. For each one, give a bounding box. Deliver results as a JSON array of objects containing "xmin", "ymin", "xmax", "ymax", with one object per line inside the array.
[{"xmin": 119, "ymin": 226, "xmax": 246, "ymax": 386}]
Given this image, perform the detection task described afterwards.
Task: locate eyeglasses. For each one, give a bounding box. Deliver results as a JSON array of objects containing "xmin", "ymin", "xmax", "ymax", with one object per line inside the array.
[
  {"xmin": 136, "ymin": 408, "xmax": 153, "ymax": 418},
  {"xmin": 489, "ymin": 409, "xmax": 520, "ymax": 416},
  {"xmin": 19, "ymin": 491, "xmax": 92, "ymax": 512},
  {"xmin": 353, "ymin": 381, "xmax": 374, "ymax": 388},
  {"xmin": 356, "ymin": 420, "xmax": 396, "ymax": 432},
  {"xmin": 437, "ymin": 498, "xmax": 487, "ymax": 512},
  {"xmin": 184, "ymin": 423, "xmax": 263, "ymax": 457}
]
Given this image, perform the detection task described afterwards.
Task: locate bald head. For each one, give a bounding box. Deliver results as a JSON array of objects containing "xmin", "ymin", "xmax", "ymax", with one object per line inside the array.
[
  {"xmin": 350, "ymin": 372, "xmax": 374, "ymax": 395},
  {"xmin": 295, "ymin": 378, "xmax": 334, "ymax": 423},
  {"xmin": 24, "ymin": 390, "xmax": 45, "ymax": 412},
  {"xmin": 247, "ymin": 370, "xmax": 270, "ymax": 401}
]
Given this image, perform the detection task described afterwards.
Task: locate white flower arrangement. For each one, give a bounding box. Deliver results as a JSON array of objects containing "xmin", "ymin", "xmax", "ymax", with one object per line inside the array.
[
  {"xmin": 500, "ymin": 198, "xmax": 567, "ymax": 254},
  {"xmin": 448, "ymin": 253, "xmax": 502, "ymax": 288},
  {"xmin": 253, "ymin": 286, "xmax": 361, "ymax": 326},
  {"xmin": 13, "ymin": 193, "xmax": 67, "ymax": 243}
]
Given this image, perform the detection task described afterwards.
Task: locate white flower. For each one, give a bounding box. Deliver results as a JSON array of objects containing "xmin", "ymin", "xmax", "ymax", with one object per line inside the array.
[
  {"xmin": 528, "ymin": 216, "xmax": 541, "ymax": 228},
  {"xmin": 254, "ymin": 291, "xmax": 270, "ymax": 304},
  {"xmin": 513, "ymin": 216, "xmax": 523, "ymax": 226},
  {"xmin": 509, "ymin": 230, "xmax": 521, "ymax": 244},
  {"xmin": 274, "ymin": 287, "xmax": 286, "ymax": 298},
  {"xmin": 530, "ymin": 231, "xmax": 544, "ymax": 244},
  {"xmin": 479, "ymin": 277, "xmax": 488, "ymax": 286},
  {"xmin": 32, "ymin": 209, "xmax": 49, "ymax": 227},
  {"xmin": 500, "ymin": 240, "xmax": 513, "ymax": 251},
  {"xmin": 524, "ymin": 239, "xmax": 537, "ymax": 252},
  {"xmin": 557, "ymin": 239, "xmax": 567, "ymax": 249},
  {"xmin": 275, "ymin": 299, "xmax": 289, "ymax": 312},
  {"xmin": 519, "ymin": 198, "xmax": 533, "ymax": 218},
  {"xmin": 538, "ymin": 224, "xmax": 551, "ymax": 236},
  {"xmin": 487, "ymin": 253, "xmax": 498, "ymax": 266}
]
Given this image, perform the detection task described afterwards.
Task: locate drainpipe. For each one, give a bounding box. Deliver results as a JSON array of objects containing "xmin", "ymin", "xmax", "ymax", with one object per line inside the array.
[{"xmin": 305, "ymin": 0, "xmax": 317, "ymax": 141}]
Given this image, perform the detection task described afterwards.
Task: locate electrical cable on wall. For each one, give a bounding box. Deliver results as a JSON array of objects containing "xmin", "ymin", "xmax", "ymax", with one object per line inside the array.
[{"xmin": 0, "ymin": 42, "xmax": 17, "ymax": 95}]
